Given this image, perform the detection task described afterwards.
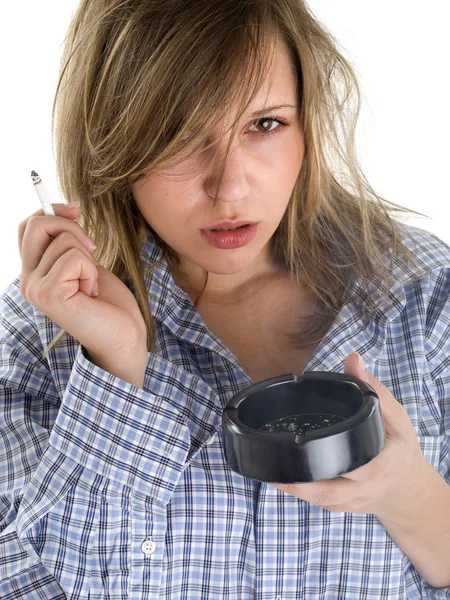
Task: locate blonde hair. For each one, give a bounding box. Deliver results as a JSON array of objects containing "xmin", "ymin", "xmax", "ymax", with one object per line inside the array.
[{"xmin": 43, "ymin": 0, "xmax": 429, "ymax": 359}]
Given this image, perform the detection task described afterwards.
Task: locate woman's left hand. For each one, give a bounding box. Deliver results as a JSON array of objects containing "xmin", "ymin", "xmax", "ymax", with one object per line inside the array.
[{"xmin": 269, "ymin": 352, "xmax": 431, "ymax": 520}]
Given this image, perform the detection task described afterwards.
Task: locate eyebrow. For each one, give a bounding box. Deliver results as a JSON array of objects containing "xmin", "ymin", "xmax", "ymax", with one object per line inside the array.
[{"xmin": 249, "ymin": 104, "xmax": 296, "ymax": 117}]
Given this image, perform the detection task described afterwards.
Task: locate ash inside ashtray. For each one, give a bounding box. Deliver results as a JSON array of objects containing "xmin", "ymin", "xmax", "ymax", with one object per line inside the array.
[{"xmin": 259, "ymin": 413, "xmax": 345, "ymax": 434}]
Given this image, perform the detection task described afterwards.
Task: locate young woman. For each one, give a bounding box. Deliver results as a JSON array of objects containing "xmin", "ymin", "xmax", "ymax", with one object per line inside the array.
[{"xmin": 1, "ymin": 0, "xmax": 449, "ymax": 598}]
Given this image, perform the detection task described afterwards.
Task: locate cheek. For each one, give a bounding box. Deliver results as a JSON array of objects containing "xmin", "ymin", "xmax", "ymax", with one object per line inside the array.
[
  {"xmin": 261, "ymin": 130, "xmax": 304, "ymax": 178},
  {"xmin": 262, "ymin": 141, "xmax": 303, "ymax": 191},
  {"xmin": 276, "ymin": 141, "xmax": 304, "ymax": 195},
  {"xmin": 132, "ymin": 180, "xmax": 195, "ymax": 240},
  {"xmin": 282, "ymin": 130, "xmax": 304, "ymax": 170},
  {"xmin": 132, "ymin": 176, "xmax": 176, "ymax": 218}
]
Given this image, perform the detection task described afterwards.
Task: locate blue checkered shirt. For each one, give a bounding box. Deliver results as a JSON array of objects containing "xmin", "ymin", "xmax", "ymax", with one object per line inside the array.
[{"xmin": 1, "ymin": 223, "xmax": 449, "ymax": 599}]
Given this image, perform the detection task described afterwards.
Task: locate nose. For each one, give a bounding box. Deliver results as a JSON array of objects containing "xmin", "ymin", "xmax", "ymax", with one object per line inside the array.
[{"xmin": 204, "ymin": 139, "xmax": 251, "ymax": 203}]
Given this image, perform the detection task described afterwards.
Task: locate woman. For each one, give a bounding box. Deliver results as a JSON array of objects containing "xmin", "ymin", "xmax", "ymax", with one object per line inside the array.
[{"xmin": 1, "ymin": 0, "xmax": 449, "ymax": 598}]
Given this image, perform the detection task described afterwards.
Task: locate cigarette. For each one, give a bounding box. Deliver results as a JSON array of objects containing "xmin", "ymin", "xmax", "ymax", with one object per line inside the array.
[{"xmin": 30, "ymin": 170, "xmax": 55, "ymax": 216}]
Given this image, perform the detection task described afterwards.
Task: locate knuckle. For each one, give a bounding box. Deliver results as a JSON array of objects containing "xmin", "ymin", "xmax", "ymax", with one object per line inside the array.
[
  {"xmin": 62, "ymin": 246, "xmax": 89, "ymax": 267},
  {"xmin": 66, "ymin": 246, "xmax": 85, "ymax": 259},
  {"xmin": 35, "ymin": 277, "xmax": 51, "ymax": 301},
  {"xmin": 26, "ymin": 215, "xmax": 40, "ymax": 229},
  {"xmin": 57, "ymin": 230, "xmax": 75, "ymax": 244},
  {"xmin": 32, "ymin": 283, "xmax": 46, "ymax": 308}
]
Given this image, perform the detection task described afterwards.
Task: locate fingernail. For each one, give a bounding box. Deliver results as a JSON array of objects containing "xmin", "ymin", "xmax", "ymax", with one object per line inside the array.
[
  {"xmin": 84, "ymin": 235, "xmax": 96, "ymax": 250},
  {"xmin": 358, "ymin": 354, "xmax": 365, "ymax": 369},
  {"xmin": 67, "ymin": 202, "xmax": 81, "ymax": 208},
  {"xmin": 93, "ymin": 282, "xmax": 99, "ymax": 297}
]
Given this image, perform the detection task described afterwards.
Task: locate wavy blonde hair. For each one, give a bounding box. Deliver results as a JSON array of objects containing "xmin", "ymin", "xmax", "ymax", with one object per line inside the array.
[{"xmin": 43, "ymin": 0, "xmax": 429, "ymax": 359}]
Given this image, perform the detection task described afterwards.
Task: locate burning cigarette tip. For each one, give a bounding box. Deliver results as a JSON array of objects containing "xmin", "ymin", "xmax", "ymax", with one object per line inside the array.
[{"xmin": 31, "ymin": 170, "xmax": 41, "ymax": 185}]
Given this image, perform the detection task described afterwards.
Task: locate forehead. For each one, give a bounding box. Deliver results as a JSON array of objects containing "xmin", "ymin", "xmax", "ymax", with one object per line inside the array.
[{"xmin": 247, "ymin": 38, "xmax": 297, "ymax": 110}]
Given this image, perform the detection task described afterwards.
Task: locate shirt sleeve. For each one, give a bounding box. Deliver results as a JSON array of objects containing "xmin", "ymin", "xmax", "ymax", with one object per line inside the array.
[
  {"xmin": 49, "ymin": 343, "xmax": 191, "ymax": 502},
  {"xmin": 0, "ymin": 340, "xmax": 68, "ymax": 599},
  {"xmin": 420, "ymin": 265, "xmax": 450, "ymax": 598},
  {"xmin": 424, "ymin": 266, "xmax": 450, "ymax": 483},
  {"xmin": 0, "ymin": 290, "xmax": 192, "ymax": 598}
]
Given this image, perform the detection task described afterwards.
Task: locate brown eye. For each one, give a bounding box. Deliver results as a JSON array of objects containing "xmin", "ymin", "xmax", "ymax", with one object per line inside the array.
[
  {"xmin": 248, "ymin": 116, "xmax": 288, "ymax": 137},
  {"xmin": 251, "ymin": 118, "xmax": 276, "ymax": 133}
]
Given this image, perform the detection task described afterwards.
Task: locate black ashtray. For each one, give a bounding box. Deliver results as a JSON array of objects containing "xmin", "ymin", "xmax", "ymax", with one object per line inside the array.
[{"xmin": 222, "ymin": 371, "xmax": 385, "ymax": 483}]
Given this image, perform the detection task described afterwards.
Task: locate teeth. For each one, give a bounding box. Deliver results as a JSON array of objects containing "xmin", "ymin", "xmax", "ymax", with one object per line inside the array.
[{"xmin": 213, "ymin": 225, "xmax": 248, "ymax": 231}]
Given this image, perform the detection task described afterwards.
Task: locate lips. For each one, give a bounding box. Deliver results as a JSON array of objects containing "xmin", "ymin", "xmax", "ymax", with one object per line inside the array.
[{"xmin": 201, "ymin": 222, "xmax": 259, "ymax": 249}]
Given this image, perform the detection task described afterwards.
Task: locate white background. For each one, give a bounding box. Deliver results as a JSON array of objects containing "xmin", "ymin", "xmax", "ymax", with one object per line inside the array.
[{"xmin": 1, "ymin": 1, "xmax": 449, "ymax": 294}]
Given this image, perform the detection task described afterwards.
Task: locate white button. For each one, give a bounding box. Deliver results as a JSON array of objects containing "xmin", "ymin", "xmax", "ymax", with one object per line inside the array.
[
  {"xmin": 206, "ymin": 433, "xmax": 217, "ymax": 445},
  {"xmin": 141, "ymin": 539, "xmax": 156, "ymax": 557}
]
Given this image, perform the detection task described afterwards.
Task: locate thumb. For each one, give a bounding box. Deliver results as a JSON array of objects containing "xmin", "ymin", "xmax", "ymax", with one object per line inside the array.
[
  {"xmin": 344, "ymin": 351, "xmax": 366, "ymax": 377},
  {"xmin": 343, "ymin": 352, "xmax": 405, "ymax": 438},
  {"xmin": 344, "ymin": 352, "xmax": 381, "ymax": 392}
]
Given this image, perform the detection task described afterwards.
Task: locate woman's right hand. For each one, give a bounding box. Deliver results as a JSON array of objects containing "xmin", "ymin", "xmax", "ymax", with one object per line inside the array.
[{"xmin": 18, "ymin": 203, "xmax": 148, "ymax": 370}]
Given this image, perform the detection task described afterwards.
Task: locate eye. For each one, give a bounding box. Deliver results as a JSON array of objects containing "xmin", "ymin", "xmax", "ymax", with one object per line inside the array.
[
  {"xmin": 248, "ymin": 115, "xmax": 289, "ymax": 137},
  {"xmin": 178, "ymin": 115, "xmax": 289, "ymax": 147}
]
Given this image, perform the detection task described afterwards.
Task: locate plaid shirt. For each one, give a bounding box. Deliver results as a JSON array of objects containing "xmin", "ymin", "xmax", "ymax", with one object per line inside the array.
[{"xmin": 0, "ymin": 222, "xmax": 449, "ymax": 600}]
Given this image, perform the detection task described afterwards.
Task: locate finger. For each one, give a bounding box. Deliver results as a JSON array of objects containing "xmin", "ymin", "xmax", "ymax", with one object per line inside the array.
[
  {"xmin": 18, "ymin": 203, "xmax": 81, "ymax": 254},
  {"xmin": 271, "ymin": 475, "xmax": 357, "ymax": 507},
  {"xmin": 34, "ymin": 246, "xmax": 99, "ymax": 309},
  {"xmin": 32, "ymin": 231, "xmax": 98, "ymax": 298},
  {"xmin": 344, "ymin": 353, "xmax": 407, "ymax": 438},
  {"xmin": 20, "ymin": 211, "xmax": 95, "ymax": 275}
]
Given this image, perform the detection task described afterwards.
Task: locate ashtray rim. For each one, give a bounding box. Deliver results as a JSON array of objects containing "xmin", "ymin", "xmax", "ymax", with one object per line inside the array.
[{"xmin": 222, "ymin": 371, "xmax": 379, "ymax": 443}]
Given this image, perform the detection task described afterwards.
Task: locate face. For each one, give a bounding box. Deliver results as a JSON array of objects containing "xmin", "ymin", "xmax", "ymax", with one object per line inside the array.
[{"xmin": 131, "ymin": 37, "xmax": 305, "ymax": 303}]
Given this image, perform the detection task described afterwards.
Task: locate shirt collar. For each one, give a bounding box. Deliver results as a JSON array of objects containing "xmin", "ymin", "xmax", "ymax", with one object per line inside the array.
[{"xmin": 137, "ymin": 228, "xmax": 408, "ymax": 375}]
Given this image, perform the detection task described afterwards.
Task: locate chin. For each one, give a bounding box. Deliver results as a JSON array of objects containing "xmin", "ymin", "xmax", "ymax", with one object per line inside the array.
[{"xmin": 199, "ymin": 253, "xmax": 256, "ymax": 274}]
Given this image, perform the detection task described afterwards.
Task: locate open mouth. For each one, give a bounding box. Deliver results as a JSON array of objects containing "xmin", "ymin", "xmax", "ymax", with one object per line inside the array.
[
  {"xmin": 201, "ymin": 223, "xmax": 258, "ymax": 249},
  {"xmin": 211, "ymin": 224, "xmax": 250, "ymax": 231}
]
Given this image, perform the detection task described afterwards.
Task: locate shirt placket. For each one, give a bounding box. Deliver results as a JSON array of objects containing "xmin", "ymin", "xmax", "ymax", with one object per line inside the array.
[{"xmin": 129, "ymin": 496, "xmax": 167, "ymax": 598}]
